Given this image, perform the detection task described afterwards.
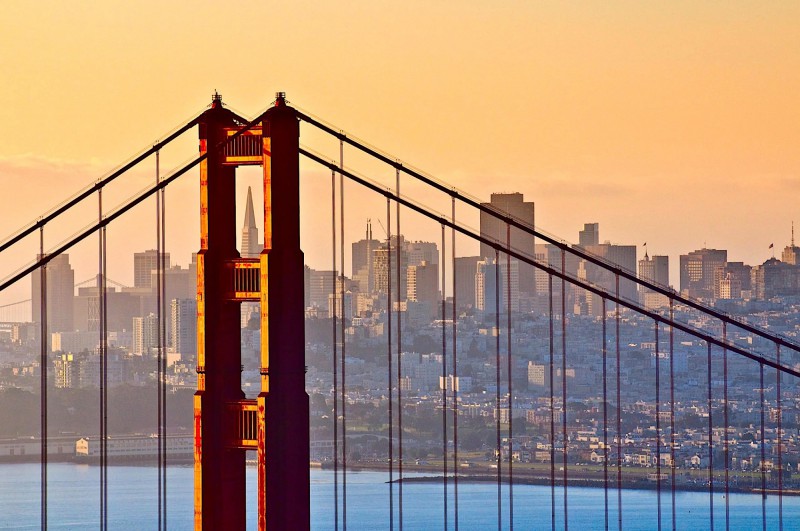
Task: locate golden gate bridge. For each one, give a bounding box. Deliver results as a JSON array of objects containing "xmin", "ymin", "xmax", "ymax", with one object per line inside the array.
[{"xmin": 0, "ymin": 93, "xmax": 798, "ymax": 530}]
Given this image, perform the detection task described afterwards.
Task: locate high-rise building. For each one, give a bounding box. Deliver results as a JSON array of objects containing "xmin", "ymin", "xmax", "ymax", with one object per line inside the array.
[
  {"xmin": 405, "ymin": 240, "xmax": 439, "ymax": 267},
  {"xmin": 480, "ymin": 193, "xmax": 535, "ymax": 296},
  {"xmin": 580, "ymin": 233, "xmax": 637, "ymax": 310},
  {"xmin": 53, "ymin": 353, "xmax": 76, "ymax": 389},
  {"xmin": 407, "ymin": 260, "xmax": 439, "ymax": 321},
  {"xmin": 475, "ymin": 258, "xmax": 519, "ymax": 315},
  {"xmin": 578, "ymin": 223, "xmax": 599, "ymax": 247},
  {"xmin": 307, "ymin": 269, "xmax": 336, "ymax": 311},
  {"xmin": 327, "ymin": 290, "xmax": 354, "ymax": 320},
  {"xmin": 73, "ymin": 281, "xmax": 140, "ymax": 333},
  {"xmin": 782, "ymin": 223, "xmax": 799, "ymax": 265},
  {"xmin": 32, "ymin": 253, "xmax": 75, "ymax": 333},
  {"xmin": 679, "ymin": 248, "xmax": 727, "ymax": 299},
  {"xmin": 132, "ymin": 313, "xmax": 159, "ymax": 356},
  {"xmin": 351, "ymin": 220, "xmax": 381, "ymax": 293},
  {"xmin": 171, "ymin": 298, "xmax": 197, "ymax": 363},
  {"xmin": 527, "ymin": 362, "xmax": 546, "ymax": 388},
  {"xmin": 134, "ymin": 250, "xmax": 170, "ymax": 289},
  {"xmin": 751, "ymin": 258, "xmax": 800, "ymax": 299},
  {"xmin": 638, "ymin": 253, "xmax": 669, "ymax": 308},
  {"xmin": 714, "ymin": 262, "xmax": 751, "ymax": 299},
  {"xmin": 454, "ymin": 256, "xmax": 480, "ymax": 310},
  {"xmin": 372, "ymin": 236, "xmax": 408, "ymax": 300},
  {"xmin": 240, "ymin": 186, "xmax": 263, "ymax": 259}
]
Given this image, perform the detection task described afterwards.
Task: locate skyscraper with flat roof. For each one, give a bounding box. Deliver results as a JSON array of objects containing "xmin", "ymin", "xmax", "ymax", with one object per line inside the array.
[
  {"xmin": 134, "ymin": 250, "xmax": 170, "ymax": 289},
  {"xmin": 31, "ymin": 253, "xmax": 75, "ymax": 333},
  {"xmin": 679, "ymin": 248, "xmax": 727, "ymax": 299},
  {"xmin": 638, "ymin": 253, "xmax": 669, "ymax": 308},
  {"xmin": 578, "ymin": 223, "xmax": 599, "ymax": 247},
  {"xmin": 479, "ymin": 193, "xmax": 535, "ymax": 297}
]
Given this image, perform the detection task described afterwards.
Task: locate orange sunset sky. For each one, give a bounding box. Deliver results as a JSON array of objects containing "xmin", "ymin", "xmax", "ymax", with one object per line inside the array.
[{"xmin": 1, "ymin": 1, "xmax": 798, "ymax": 302}]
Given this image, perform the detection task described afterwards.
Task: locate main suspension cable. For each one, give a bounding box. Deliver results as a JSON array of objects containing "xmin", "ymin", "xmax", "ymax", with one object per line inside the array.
[{"xmin": 297, "ymin": 111, "xmax": 800, "ymax": 360}]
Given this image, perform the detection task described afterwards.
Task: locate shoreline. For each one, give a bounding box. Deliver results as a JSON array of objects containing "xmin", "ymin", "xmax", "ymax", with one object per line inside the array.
[{"xmin": 325, "ymin": 463, "xmax": 800, "ymax": 497}]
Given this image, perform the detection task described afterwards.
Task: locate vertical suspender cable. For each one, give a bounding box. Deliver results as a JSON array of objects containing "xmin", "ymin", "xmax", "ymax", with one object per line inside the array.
[
  {"xmin": 39, "ymin": 226, "xmax": 47, "ymax": 531},
  {"xmin": 440, "ymin": 223, "xmax": 448, "ymax": 530},
  {"xmin": 155, "ymin": 148, "xmax": 164, "ymax": 531},
  {"xmin": 506, "ymin": 223, "xmax": 514, "ymax": 531},
  {"xmin": 495, "ymin": 249, "xmax": 502, "ymax": 531},
  {"xmin": 159, "ymin": 148, "xmax": 168, "ymax": 530},
  {"xmin": 655, "ymin": 321, "xmax": 661, "ymax": 531},
  {"xmin": 162, "ymin": 155, "xmax": 169, "ymax": 530},
  {"xmin": 561, "ymin": 250, "xmax": 568, "ymax": 530},
  {"xmin": 340, "ymin": 140, "xmax": 348, "ymax": 531},
  {"xmin": 615, "ymin": 274, "xmax": 622, "ymax": 531},
  {"xmin": 723, "ymin": 323, "xmax": 729, "ymax": 531},
  {"xmin": 98, "ymin": 189, "xmax": 106, "ymax": 531},
  {"xmin": 331, "ymin": 169, "xmax": 339, "ymax": 531},
  {"xmin": 548, "ymin": 274, "xmax": 555, "ymax": 531},
  {"xmin": 707, "ymin": 343, "xmax": 714, "ymax": 530},
  {"xmin": 777, "ymin": 344, "xmax": 783, "ymax": 531},
  {"xmin": 386, "ymin": 197, "xmax": 394, "ymax": 531},
  {"xmin": 102, "ymin": 219, "xmax": 108, "ymax": 530},
  {"xmin": 760, "ymin": 362, "xmax": 766, "ymax": 531},
  {"xmin": 669, "ymin": 300, "xmax": 676, "ymax": 531},
  {"xmin": 451, "ymin": 197, "xmax": 459, "ymax": 531},
  {"xmin": 602, "ymin": 298, "xmax": 608, "ymax": 531},
  {"xmin": 395, "ymin": 169, "xmax": 402, "ymax": 531}
]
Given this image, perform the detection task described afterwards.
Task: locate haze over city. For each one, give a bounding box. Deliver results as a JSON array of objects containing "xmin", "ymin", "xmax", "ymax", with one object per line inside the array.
[
  {"xmin": 2, "ymin": 2, "xmax": 799, "ymax": 304},
  {"xmin": 2, "ymin": 3, "xmax": 800, "ymax": 529}
]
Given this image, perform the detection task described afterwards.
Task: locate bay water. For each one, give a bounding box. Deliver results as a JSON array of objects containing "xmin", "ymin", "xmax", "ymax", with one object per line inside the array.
[{"xmin": 0, "ymin": 463, "xmax": 797, "ymax": 529}]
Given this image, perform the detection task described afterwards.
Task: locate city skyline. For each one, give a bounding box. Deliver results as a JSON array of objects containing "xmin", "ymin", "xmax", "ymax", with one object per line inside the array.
[
  {"xmin": 1, "ymin": 3, "xmax": 798, "ymax": 307},
  {"xmin": 3, "ymin": 5, "xmax": 800, "ymax": 528}
]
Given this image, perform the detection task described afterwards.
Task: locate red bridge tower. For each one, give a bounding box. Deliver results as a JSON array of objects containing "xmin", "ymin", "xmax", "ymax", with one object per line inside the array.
[{"xmin": 194, "ymin": 93, "xmax": 310, "ymax": 530}]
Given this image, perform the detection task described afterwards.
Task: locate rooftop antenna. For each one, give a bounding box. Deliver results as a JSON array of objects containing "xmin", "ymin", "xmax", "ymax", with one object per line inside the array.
[{"xmin": 792, "ymin": 221, "xmax": 795, "ymax": 247}]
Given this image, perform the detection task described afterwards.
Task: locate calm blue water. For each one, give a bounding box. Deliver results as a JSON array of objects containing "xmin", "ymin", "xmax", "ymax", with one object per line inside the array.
[{"xmin": 0, "ymin": 463, "xmax": 797, "ymax": 530}]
